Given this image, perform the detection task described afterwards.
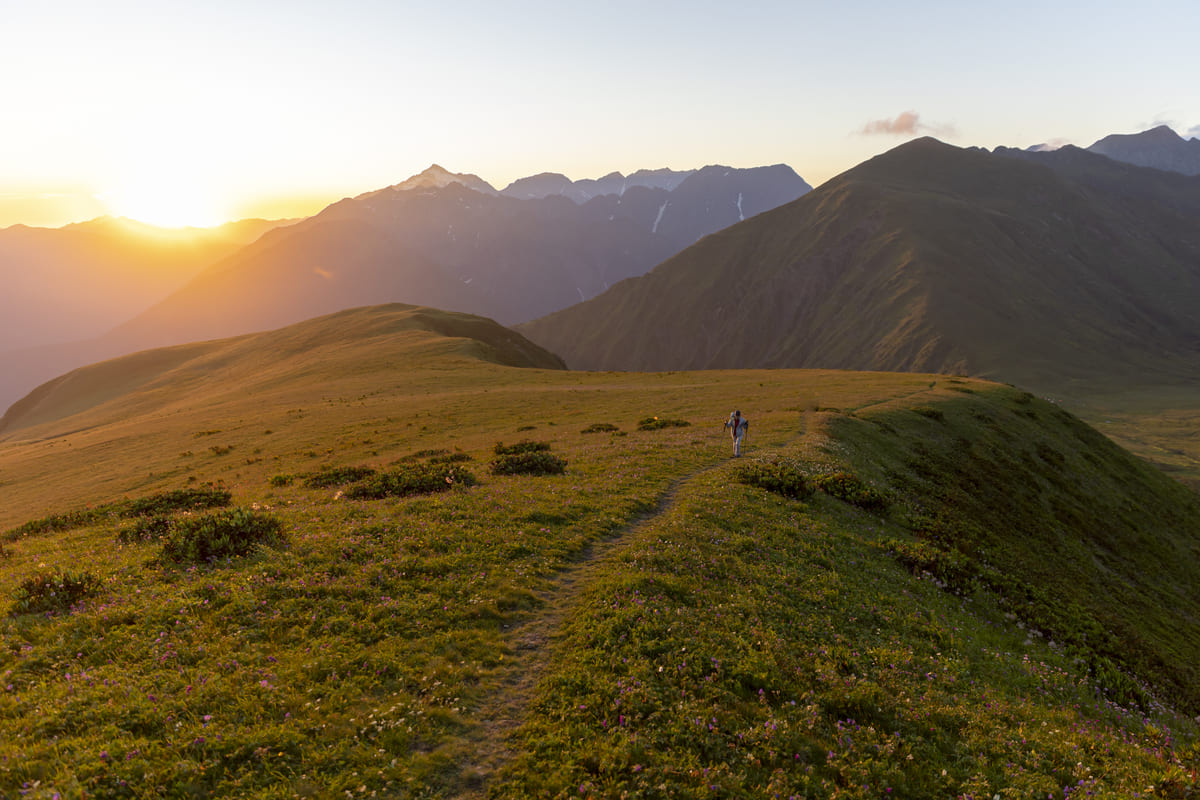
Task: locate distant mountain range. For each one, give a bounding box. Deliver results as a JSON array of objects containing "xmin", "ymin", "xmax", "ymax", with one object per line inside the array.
[
  {"xmin": 518, "ymin": 137, "xmax": 1200, "ymax": 399},
  {"xmin": 0, "ymin": 163, "xmax": 811, "ymax": 413},
  {"xmin": 1086, "ymin": 125, "xmax": 1200, "ymax": 175},
  {"xmin": 0, "ymin": 217, "xmax": 289, "ymax": 352},
  {"xmin": 99, "ymin": 163, "xmax": 812, "ymax": 346}
]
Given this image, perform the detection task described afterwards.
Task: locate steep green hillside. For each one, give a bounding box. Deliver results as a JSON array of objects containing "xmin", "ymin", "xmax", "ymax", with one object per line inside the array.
[
  {"xmin": 518, "ymin": 138, "xmax": 1200, "ymax": 399},
  {"xmin": 0, "ymin": 311, "xmax": 1197, "ymax": 798}
]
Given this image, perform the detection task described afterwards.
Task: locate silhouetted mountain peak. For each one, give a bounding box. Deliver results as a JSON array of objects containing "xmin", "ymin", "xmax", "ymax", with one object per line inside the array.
[
  {"xmin": 1087, "ymin": 126, "xmax": 1200, "ymax": 175},
  {"xmin": 389, "ymin": 165, "xmax": 499, "ymax": 195}
]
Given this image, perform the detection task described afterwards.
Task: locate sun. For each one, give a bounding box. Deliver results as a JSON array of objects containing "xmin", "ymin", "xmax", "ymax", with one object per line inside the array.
[{"xmin": 104, "ymin": 176, "xmax": 231, "ymax": 229}]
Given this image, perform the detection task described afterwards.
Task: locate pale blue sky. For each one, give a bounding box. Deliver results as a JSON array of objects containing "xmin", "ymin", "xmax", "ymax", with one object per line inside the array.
[{"xmin": 2, "ymin": 0, "xmax": 1196, "ymax": 227}]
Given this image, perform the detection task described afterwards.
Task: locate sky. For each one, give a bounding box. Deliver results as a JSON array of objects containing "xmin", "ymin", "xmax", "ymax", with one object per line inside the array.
[{"xmin": 2, "ymin": 0, "xmax": 1197, "ymax": 229}]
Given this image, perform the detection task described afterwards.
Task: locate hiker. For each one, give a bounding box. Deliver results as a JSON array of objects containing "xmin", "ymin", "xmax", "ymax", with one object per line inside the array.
[{"xmin": 724, "ymin": 409, "xmax": 749, "ymax": 457}]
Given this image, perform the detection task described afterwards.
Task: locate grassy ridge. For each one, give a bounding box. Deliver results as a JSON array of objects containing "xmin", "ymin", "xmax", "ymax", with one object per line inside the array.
[
  {"xmin": 499, "ymin": 389, "xmax": 1200, "ymax": 797},
  {"xmin": 0, "ymin": 314, "xmax": 1197, "ymax": 797}
]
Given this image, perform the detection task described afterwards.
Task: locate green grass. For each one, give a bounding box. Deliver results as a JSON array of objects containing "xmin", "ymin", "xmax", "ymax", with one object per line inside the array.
[{"xmin": 0, "ymin": 310, "xmax": 1196, "ymax": 797}]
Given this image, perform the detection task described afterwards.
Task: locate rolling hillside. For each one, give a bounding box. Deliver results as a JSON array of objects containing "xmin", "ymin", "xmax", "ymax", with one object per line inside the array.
[
  {"xmin": 0, "ymin": 304, "xmax": 564, "ymax": 437},
  {"xmin": 517, "ymin": 138, "xmax": 1200, "ymax": 400},
  {"xmin": 0, "ymin": 305, "xmax": 1197, "ymax": 797}
]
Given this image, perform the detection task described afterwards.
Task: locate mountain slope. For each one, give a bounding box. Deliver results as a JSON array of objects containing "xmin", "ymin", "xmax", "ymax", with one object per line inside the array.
[
  {"xmin": 0, "ymin": 304, "xmax": 564, "ymax": 436},
  {"xmin": 1087, "ymin": 124, "xmax": 1200, "ymax": 175},
  {"xmin": 518, "ymin": 138, "xmax": 1200, "ymax": 397},
  {"xmin": 107, "ymin": 163, "xmax": 810, "ymax": 342}
]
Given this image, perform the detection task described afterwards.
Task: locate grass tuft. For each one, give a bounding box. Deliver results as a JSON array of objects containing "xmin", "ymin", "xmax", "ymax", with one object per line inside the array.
[{"xmin": 636, "ymin": 416, "xmax": 690, "ymax": 430}]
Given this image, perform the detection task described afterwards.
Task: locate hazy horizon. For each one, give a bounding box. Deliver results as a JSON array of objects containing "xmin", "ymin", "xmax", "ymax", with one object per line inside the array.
[{"xmin": 3, "ymin": 1, "xmax": 1198, "ymax": 230}]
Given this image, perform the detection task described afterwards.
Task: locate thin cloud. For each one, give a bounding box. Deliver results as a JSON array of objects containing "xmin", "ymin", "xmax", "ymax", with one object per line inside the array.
[
  {"xmin": 859, "ymin": 111, "xmax": 956, "ymax": 138},
  {"xmin": 1187, "ymin": 124, "xmax": 1200, "ymax": 140}
]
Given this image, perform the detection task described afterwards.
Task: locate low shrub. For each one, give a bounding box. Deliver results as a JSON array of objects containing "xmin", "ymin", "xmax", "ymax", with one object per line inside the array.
[
  {"xmin": 398, "ymin": 448, "xmax": 450, "ymax": 462},
  {"xmin": 491, "ymin": 451, "xmax": 567, "ymax": 476},
  {"xmin": 10, "ymin": 568, "xmax": 102, "ymax": 615},
  {"xmin": 345, "ymin": 463, "xmax": 476, "ymax": 500},
  {"xmin": 117, "ymin": 515, "xmax": 175, "ymax": 544},
  {"xmin": 581, "ymin": 423, "xmax": 619, "ymax": 434},
  {"xmin": 5, "ymin": 507, "xmax": 112, "ymax": 540},
  {"xmin": 122, "ymin": 487, "xmax": 232, "ymax": 518},
  {"xmin": 493, "ymin": 440, "xmax": 551, "ymax": 456},
  {"xmin": 159, "ymin": 508, "xmax": 285, "ymax": 564},
  {"xmin": 303, "ymin": 465, "xmax": 377, "ymax": 488},
  {"xmin": 734, "ymin": 460, "xmax": 813, "ymax": 499},
  {"xmin": 269, "ymin": 474, "xmax": 295, "ymax": 487},
  {"xmin": 429, "ymin": 451, "xmax": 473, "ymax": 464},
  {"xmin": 812, "ymin": 471, "xmax": 888, "ymax": 511},
  {"xmin": 637, "ymin": 416, "xmax": 690, "ymax": 431}
]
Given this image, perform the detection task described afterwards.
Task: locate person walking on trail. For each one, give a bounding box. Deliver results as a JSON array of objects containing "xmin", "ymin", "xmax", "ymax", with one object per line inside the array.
[{"xmin": 724, "ymin": 409, "xmax": 749, "ymax": 457}]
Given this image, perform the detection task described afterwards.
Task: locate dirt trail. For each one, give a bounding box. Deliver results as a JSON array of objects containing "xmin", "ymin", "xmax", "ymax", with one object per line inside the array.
[{"xmin": 458, "ymin": 412, "xmax": 817, "ymax": 796}]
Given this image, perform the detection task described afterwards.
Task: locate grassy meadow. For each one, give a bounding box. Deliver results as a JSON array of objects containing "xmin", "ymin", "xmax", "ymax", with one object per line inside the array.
[{"xmin": 1, "ymin": 306, "xmax": 1198, "ymax": 798}]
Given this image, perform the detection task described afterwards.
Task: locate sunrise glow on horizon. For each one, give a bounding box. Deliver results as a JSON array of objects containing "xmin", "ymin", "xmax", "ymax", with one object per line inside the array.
[{"xmin": 2, "ymin": 1, "xmax": 1197, "ymax": 231}]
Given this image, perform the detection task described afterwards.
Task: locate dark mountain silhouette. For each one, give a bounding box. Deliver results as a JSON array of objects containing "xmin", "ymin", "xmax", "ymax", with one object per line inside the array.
[
  {"xmin": 104, "ymin": 164, "xmax": 811, "ymax": 346},
  {"xmin": 1087, "ymin": 125, "xmax": 1200, "ymax": 175},
  {"xmin": 517, "ymin": 138, "xmax": 1200, "ymax": 398},
  {"xmin": 0, "ymin": 163, "xmax": 808, "ymax": 414}
]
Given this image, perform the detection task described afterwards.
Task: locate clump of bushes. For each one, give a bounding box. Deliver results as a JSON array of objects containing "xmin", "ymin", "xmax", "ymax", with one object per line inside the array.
[
  {"xmin": 734, "ymin": 460, "xmax": 813, "ymax": 500},
  {"xmin": 493, "ymin": 440, "xmax": 551, "ymax": 456},
  {"xmin": 346, "ymin": 463, "xmax": 476, "ymax": 500},
  {"xmin": 123, "ymin": 487, "xmax": 232, "ymax": 517},
  {"xmin": 582, "ymin": 423, "xmax": 620, "ymax": 434},
  {"xmin": 637, "ymin": 416, "xmax": 690, "ymax": 431},
  {"xmin": 304, "ymin": 465, "xmax": 377, "ymax": 488},
  {"xmin": 159, "ymin": 508, "xmax": 285, "ymax": 564},
  {"xmin": 117, "ymin": 515, "xmax": 176, "ymax": 544},
  {"xmin": 5, "ymin": 508, "xmax": 111, "ymax": 539},
  {"xmin": 270, "ymin": 474, "xmax": 295, "ymax": 487},
  {"xmin": 398, "ymin": 448, "xmax": 450, "ymax": 461},
  {"xmin": 811, "ymin": 471, "xmax": 888, "ymax": 511},
  {"xmin": 429, "ymin": 451, "xmax": 473, "ymax": 465},
  {"xmin": 491, "ymin": 451, "xmax": 567, "ymax": 476},
  {"xmin": 6, "ymin": 487, "xmax": 233, "ymax": 540},
  {"xmin": 490, "ymin": 440, "xmax": 566, "ymax": 476},
  {"xmin": 10, "ymin": 568, "xmax": 102, "ymax": 615}
]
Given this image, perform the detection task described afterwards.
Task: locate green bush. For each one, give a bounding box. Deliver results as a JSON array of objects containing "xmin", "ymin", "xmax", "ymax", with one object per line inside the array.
[
  {"xmin": 117, "ymin": 515, "xmax": 175, "ymax": 544},
  {"xmin": 5, "ymin": 507, "xmax": 113, "ymax": 539},
  {"xmin": 269, "ymin": 474, "xmax": 295, "ymax": 487},
  {"xmin": 636, "ymin": 416, "xmax": 690, "ymax": 431},
  {"xmin": 159, "ymin": 508, "xmax": 285, "ymax": 564},
  {"xmin": 581, "ymin": 423, "xmax": 619, "ymax": 434},
  {"xmin": 734, "ymin": 460, "xmax": 813, "ymax": 499},
  {"xmin": 122, "ymin": 487, "xmax": 232, "ymax": 517},
  {"xmin": 398, "ymin": 448, "xmax": 450, "ymax": 462},
  {"xmin": 345, "ymin": 463, "xmax": 476, "ymax": 500},
  {"xmin": 493, "ymin": 440, "xmax": 551, "ymax": 456},
  {"xmin": 10, "ymin": 568, "xmax": 102, "ymax": 615},
  {"xmin": 429, "ymin": 451, "xmax": 473, "ymax": 464},
  {"xmin": 490, "ymin": 451, "xmax": 567, "ymax": 476},
  {"xmin": 812, "ymin": 471, "xmax": 888, "ymax": 511},
  {"xmin": 303, "ymin": 465, "xmax": 377, "ymax": 488}
]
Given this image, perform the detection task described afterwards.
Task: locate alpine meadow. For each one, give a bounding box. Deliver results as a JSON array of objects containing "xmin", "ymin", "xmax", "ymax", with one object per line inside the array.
[{"xmin": 2, "ymin": 303, "xmax": 1199, "ymax": 798}]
